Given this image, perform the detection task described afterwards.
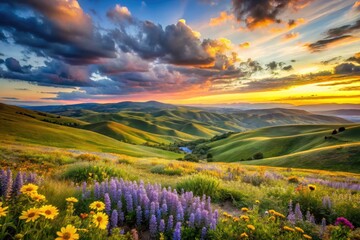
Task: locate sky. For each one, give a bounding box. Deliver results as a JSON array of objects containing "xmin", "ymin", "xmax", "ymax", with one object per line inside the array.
[{"xmin": 0, "ymin": 0, "xmax": 359, "ymax": 107}]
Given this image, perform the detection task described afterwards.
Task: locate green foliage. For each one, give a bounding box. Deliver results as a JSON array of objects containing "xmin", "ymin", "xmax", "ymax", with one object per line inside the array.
[
  {"xmin": 184, "ymin": 154, "xmax": 199, "ymax": 162},
  {"xmin": 62, "ymin": 163, "xmax": 133, "ymax": 183},
  {"xmin": 176, "ymin": 175, "xmax": 221, "ymax": 199},
  {"xmin": 150, "ymin": 165, "xmax": 183, "ymax": 176}
]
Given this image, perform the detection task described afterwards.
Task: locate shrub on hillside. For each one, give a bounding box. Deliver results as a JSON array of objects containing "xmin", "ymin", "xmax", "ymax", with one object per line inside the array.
[
  {"xmin": 62, "ymin": 163, "xmax": 132, "ymax": 183},
  {"xmin": 253, "ymin": 152, "xmax": 264, "ymax": 160},
  {"xmin": 184, "ymin": 154, "xmax": 199, "ymax": 162},
  {"xmin": 176, "ymin": 174, "xmax": 221, "ymax": 199},
  {"xmin": 76, "ymin": 153, "xmax": 100, "ymax": 162},
  {"xmin": 338, "ymin": 127, "xmax": 346, "ymax": 132}
]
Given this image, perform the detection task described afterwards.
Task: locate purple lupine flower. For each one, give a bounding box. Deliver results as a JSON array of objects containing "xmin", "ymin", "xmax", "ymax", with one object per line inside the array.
[
  {"xmin": 322, "ymin": 196, "xmax": 332, "ymax": 209},
  {"xmin": 287, "ymin": 212, "xmax": 296, "ymax": 224},
  {"xmin": 201, "ymin": 227, "xmax": 207, "ymax": 240},
  {"xmin": 159, "ymin": 219, "xmax": 165, "ymax": 233},
  {"xmin": 94, "ymin": 182, "xmax": 100, "ymax": 199},
  {"xmin": 104, "ymin": 193, "xmax": 111, "ymax": 215},
  {"xmin": 13, "ymin": 171, "xmax": 23, "ymax": 196},
  {"xmin": 189, "ymin": 213, "xmax": 195, "ymax": 228},
  {"xmin": 161, "ymin": 202, "xmax": 167, "ymax": 215},
  {"xmin": 195, "ymin": 208, "xmax": 202, "ymax": 226},
  {"xmin": 119, "ymin": 211, "xmax": 125, "ymax": 225},
  {"xmin": 167, "ymin": 215, "xmax": 174, "ymax": 231},
  {"xmin": 150, "ymin": 201, "xmax": 156, "ymax": 216},
  {"xmin": 136, "ymin": 206, "xmax": 142, "ymax": 226},
  {"xmin": 310, "ymin": 214, "xmax": 315, "ymax": 224},
  {"xmin": 111, "ymin": 210, "xmax": 118, "ymax": 229},
  {"xmin": 335, "ymin": 217, "xmax": 354, "ymax": 229},
  {"xmin": 294, "ymin": 203, "xmax": 303, "ymax": 221},
  {"xmin": 110, "ymin": 179, "xmax": 117, "ymax": 200},
  {"xmin": 306, "ymin": 210, "xmax": 311, "ymax": 221},
  {"xmin": 149, "ymin": 214, "xmax": 158, "ymax": 238},
  {"xmin": 173, "ymin": 222, "xmax": 181, "ymax": 240},
  {"xmin": 176, "ymin": 203, "xmax": 184, "ymax": 222},
  {"xmin": 3, "ymin": 169, "xmax": 12, "ymax": 198},
  {"xmin": 125, "ymin": 191, "xmax": 133, "ymax": 212}
]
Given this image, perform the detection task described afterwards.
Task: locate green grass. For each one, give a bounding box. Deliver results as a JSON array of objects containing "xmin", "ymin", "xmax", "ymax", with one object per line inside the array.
[
  {"xmin": 0, "ymin": 103, "xmax": 182, "ymax": 159},
  {"xmin": 241, "ymin": 142, "xmax": 360, "ymax": 173}
]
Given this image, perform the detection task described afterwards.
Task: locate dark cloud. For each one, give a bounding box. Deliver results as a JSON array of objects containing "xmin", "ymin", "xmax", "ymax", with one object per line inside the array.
[
  {"xmin": 5, "ymin": 57, "xmax": 31, "ymax": 73},
  {"xmin": 308, "ymin": 19, "xmax": 360, "ymax": 52},
  {"xmin": 2, "ymin": 97, "xmax": 19, "ymax": 100},
  {"xmin": 334, "ymin": 63, "xmax": 360, "ymax": 74},
  {"xmin": 14, "ymin": 88, "xmax": 29, "ymax": 91},
  {"xmin": 0, "ymin": 58, "xmax": 92, "ymax": 86},
  {"xmin": 232, "ymin": 0, "xmax": 313, "ymax": 30},
  {"xmin": 0, "ymin": 1, "xmax": 116, "ymax": 64},
  {"xmin": 347, "ymin": 52, "xmax": 360, "ymax": 64},
  {"xmin": 111, "ymin": 20, "xmax": 217, "ymax": 66},
  {"xmin": 265, "ymin": 61, "xmax": 293, "ymax": 74},
  {"xmin": 320, "ymin": 56, "xmax": 342, "ymax": 65}
]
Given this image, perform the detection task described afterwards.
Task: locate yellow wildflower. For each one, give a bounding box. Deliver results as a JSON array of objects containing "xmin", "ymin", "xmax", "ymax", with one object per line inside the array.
[
  {"xmin": 89, "ymin": 201, "xmax": 105, "ymax": 211},
  {"xmin": 308, "ymin": 184, "xmax": 316, "ymax": 191},
  {"xmin": 92, "ymin": 212, "xmax": 109, "ymax": 230},
  {"xmin": 240, "ymin": 215, "xmax": 250, "ymax": 221},
  {"xmin": 19, "ymin": 208, "xmax": 41, "ymax": 222},
  {"xmin": 283, "ymin": 226, "xmax": 295, "ymax": 232},
  {"xmin": 66, "ymin": 197, "xmax": 78, "ymax": 203},
  {"xmin": 274, "ymin": 211, "xmax": 285, "ymax": 218},
  {"xmin": 241, "ymin": 207, "xmax": 249, "ymax": 212},
  {"xmin": 0, "ymin": 202, "xmax": 9, "ymax": 217},
  {"xmin": 233, "ymin": 217, "xmax": 240, "ymax": 222},
  {"xmin": 303, "ymin": 234, "xmax": 312, "ymax": 239},
  {"xmin": 295, "ymin": 227, "xmax": 304, "ymax": 233},
  {"xmin": 240, "ymin": 232, "xmax": 248, "ymax": 238},
  {"xmin": 247, "ymin": 224, "xmax": 255, "ymax": 231},
  {"xmin": 30, "ymin": 193, "xmax": 46, "ymax": 202},
  {"xmin": 268, "ymin": 216, "xmax": 276, "ymax": 221},
  {"xmin": 20, "ymin": 183, "xmax": 38, "ymax": 195},
  {"xmin": 56, "ymin": 224, "xmax": 79, "ymax": 240},
  {"xmin": 268, "ymin": 209, "xmax": 275, "ymax": 215},
  {"xmin": 40, "ymin": 205, "xmax": 59, "ymax": 219},
  {"xmin": 255, "ymin": 200, "xmax": 260, "ymax": 204}
]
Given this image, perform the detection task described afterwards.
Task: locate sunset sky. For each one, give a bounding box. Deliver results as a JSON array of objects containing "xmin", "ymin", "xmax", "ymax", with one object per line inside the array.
[{"xmin": 0, "ymin": 0, "xmax": 359, "ymax": 106}]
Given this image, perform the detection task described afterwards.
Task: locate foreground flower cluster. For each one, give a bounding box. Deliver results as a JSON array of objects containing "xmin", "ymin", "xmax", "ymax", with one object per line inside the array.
[
  {"xmin": 81, "ymin": 177, "xmax": 219, "ymax": 239},
  {"xmin": 0, "ymin": 168, "xmax": 358, "ymax": 239}
]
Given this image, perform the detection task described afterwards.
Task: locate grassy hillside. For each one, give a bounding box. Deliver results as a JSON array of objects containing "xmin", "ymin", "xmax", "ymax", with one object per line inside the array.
[
  {"xmin": 0, "ymin": 103, "xmax": 182, "ymax": 159},
  {"xmin": 209, "ymin": 124, "xmax": 360, "ymax": 162},
  {"xmin": 241, "ymin": 142, "xmax": 360, "ymax": 173}
]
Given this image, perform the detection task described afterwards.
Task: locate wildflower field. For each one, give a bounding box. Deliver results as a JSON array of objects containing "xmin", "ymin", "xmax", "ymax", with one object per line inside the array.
[{"xmin": 0, "ymin": 143, "xmax": 360, "ymax": 240}]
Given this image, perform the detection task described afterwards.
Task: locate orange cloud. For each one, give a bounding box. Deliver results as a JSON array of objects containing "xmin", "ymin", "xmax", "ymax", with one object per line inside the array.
[
  {"xmin": 209, "ymin": 11, "xmax": 234, "ymax": 26},
  {"xmin": 246, "ymin": 17, "xmax": 275, "ymax": 30},
  {"xmin": 288, "ymin": 18, "xmax": 305, "ymax": 29},
  {"xmin": 282, "ymin": 32, "xmax": 299, "ymax": 41},
  {"xmin": 239, "ymin": 42, "xmax": 251, "ymax": 48}
]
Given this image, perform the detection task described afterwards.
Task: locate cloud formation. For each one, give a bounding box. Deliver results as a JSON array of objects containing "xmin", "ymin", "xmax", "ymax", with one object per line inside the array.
[
  {"xmin": 232, "ymin": 0, "xmax": 312, "ymax": 30},
  {"xmin": 308, "ymin": 19, "xmax": 360, "ymax": 52},
  {"xmin": 209, "ymin": 11, "xmax": 234, "ymax": 26},
  {"xmin": 347, "ymin": 52, "xmax": 360, "ymax": 64},
  {"xmin": 0, "ymin": 1, "xmax": 116, "ymax": 64}
]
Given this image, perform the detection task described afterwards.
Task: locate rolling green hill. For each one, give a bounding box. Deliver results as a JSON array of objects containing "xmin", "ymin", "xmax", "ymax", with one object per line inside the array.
[
  {"xmin": 241, "ymin": 143, "xmax": 360, "ymax": 173},
  {"xmin": 27, "ymin": 101, "xmax": 352, "ymax": 145},
  {"xmin": 208, "ymin": 124, "xmax": 360, "ymax": 163},
  {"xmin": 0, "ymin": 103, "xmax": 182, "ymax": 159}
]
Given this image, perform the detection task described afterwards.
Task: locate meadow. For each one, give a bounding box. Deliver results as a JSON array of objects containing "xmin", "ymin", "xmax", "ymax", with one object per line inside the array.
[{"xmin": 1, "ymin": 142, "xmax": 359, "ymax": 240}]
